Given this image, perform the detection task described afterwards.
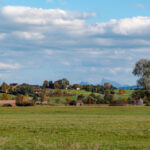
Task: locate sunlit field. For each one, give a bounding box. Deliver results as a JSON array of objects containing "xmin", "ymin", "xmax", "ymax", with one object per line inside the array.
[{"xmin": 0, "ymin": 106, "xmax": 149, "ymax": 150}]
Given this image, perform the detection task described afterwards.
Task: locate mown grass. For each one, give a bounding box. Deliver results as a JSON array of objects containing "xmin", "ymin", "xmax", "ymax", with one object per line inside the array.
[{"xmin": 0, "ymin": 106, "xmax": 149, "ymax": 150}]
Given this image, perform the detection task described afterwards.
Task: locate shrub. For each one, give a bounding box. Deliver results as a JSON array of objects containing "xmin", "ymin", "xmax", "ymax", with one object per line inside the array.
[
  {"xmin": 55, "ymin": 89, "xmax": 62, "ymax": 96},
  {"xmin": 66, "ymin": 97, "xmax": 72, "ymax": 104},
  {"xmin": 69, "ymin": 100, "xmax": 76, "ymax": 105},
  {"xmin": 16, "ymin": 95, "xmax": 34, "ymax": 106},
  {"xmin": 144, "ymin": 96, "xmax": 150, "ymax": 106},
  {"xmin": 40, "ymin": 92, "xmax": 46, "ymax": 102},
  {"xmin": 110, "ymin": 98, "xmax": 127, "ymax": 106},
  {"xmin": 96, "ymin": 95, "xmax": 104, "ymax": 104},
  {"xmin": 33, "ymin": 94, "xmax": 38, "ymax": 101},
  {"xmin": 104, "ymin": 93, "xmax": 115, "ymax": 104},
  {"xmin": 2, "ymin": 103, "xmax": 12, "ymax": 107},
  {"xmin": 47, "ymin": 99, "xmax": 51, "ymax": 105},
  {"xmin": 83, "ymin": 94, "xmax": 104, "ymax": 104},
  {"xmin": 15, "ymin": 84, "xmax": 34, "ymax": 95},
  {"xmin": 145, "ymin": 101, "xmax": 150, "ymax": 106},
  {"xmin": 77, "ymin": 94, "xmax": 85, "ymax": 100},
  {"xmin": 55, "ymin": 98, "xmax": 60, "ymax": 104},
  {"xmin": 127, "ymin": 97, "xmax": 132, "ymax": 104},
  {"xmin": 132, "ymin": 90, "xmax": 150, "ymax": 105},
  {"xmin": 84, "ymin": 96, "xmax": 96, "ymax": 104},
  {"xmin": 2, "ymin": 93, "xmax": 9, "ymax": 100},
  {"xmin": 119, "ymin": 89, "xmax": 126, "ymax": 94}
]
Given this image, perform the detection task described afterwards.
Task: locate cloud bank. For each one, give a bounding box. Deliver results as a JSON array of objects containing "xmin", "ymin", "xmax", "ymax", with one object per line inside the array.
[{"xmin": 0, "ymin": 6, "xmax": 150, "ymax": 84}]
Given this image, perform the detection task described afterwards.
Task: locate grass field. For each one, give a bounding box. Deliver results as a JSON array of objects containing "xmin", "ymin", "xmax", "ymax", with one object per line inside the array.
[
  {"xmin": 47, "ymin": 89, "xmax": 133, "ymax": 104},
  {"xmin": 0, "ymin": 106, "xmax": 150, "ymax": 150},
  {"xmin": 46, "ymin": 89, "xmax": 101, "ymax": 104},
  {"xmin": 114, "ymin": 89, "xmax": 133, "ymax": 99}
]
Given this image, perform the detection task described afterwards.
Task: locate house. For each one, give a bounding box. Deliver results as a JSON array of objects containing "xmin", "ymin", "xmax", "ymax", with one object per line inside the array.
[
  {"xmin": 10, "ymin": 83, "xmax": 18, "ymax": 87},
  {"xmin": 136, "ymin": 98, "xmax": 144, "ymax": 105},
  {"xmin": 34, "ymin": 89, "xmax": 44, "ymax": 94},
  {"xmin": 76, "ymin": 100, "xmax": 84, "ymax": 106},
  {"xmin": 9, "ymin": 83, "xmax": 18, "ymax": 90},
  {"xmin": 76, "ymin": 88, "xmax": 80, "ymax": 91},
  {"xmin": 104, "ymin": 82, "xmax": 111, "ymax": 88}
]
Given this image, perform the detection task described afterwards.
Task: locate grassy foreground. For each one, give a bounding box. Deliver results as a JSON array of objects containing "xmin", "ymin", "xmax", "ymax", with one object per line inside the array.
[{"xmin": 0, "ymin": 107, "xmax": 150, "ymax": 150}]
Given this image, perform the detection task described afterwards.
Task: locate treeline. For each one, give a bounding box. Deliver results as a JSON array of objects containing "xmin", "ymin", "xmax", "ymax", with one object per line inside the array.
[
  {"xmin": 0, "ymin": 82, "xmax": 34, "ymax": 95},
  {"xmin": 42, "ymin": 78, "xmax": 116, "ymax": 94}
]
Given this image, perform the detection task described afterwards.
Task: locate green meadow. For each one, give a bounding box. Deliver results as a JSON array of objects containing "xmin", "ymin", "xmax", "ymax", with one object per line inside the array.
[
  {"xmin": 46, "ymin": 89, "xmax": 133, "ymax": 104},
  {"xmin": 0, "ymin": 106, "xmax": 149, "ymax": 150}
]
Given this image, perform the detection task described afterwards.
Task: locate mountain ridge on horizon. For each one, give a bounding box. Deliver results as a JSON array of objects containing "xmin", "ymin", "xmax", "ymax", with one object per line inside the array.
[{"xmin": 79, "ymin": 78, "xmax": 138, "ymax": 89}]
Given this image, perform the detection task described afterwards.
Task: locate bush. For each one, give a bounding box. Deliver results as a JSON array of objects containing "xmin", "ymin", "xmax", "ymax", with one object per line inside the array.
[
  {"xmin": 96, "ymin": 95, "xmax": 105, "ymax": 104},
  {"xmin": 55, "ymin": 89, "xmax": 62, "ymax": 96},
  {"xmin": 84, "ymin": 95, "xmax": 96, "ymax": 104},
  {"xmin": 77, "ymin": 94, "xmax": 85, "ymax": 100},
  {"xmin": 69, "ymin": 100, "xmax": 76, "ymax": 105},
  {"xmin": 104, "ymin": 93, "xmax": 115, "ymax": 104},
  {"xmin": 33, "ymin": 94, "xmax": 38, "ymax": 101},
  {"xmin": 132, "ymin": 90, "xmax": 150, "ymax": 105},
  {"xmin": 2, "ymin": 103, "xmax": 12, "ymax": 107},
  {"xmin": 16, "ymin": 95, "xmax": 35, "ymax": 106},
  {"xmin": 55, "ymin": 98, "xmax": 60, "ymax": 104},
  {"xmin": 144, "ymin": 97, "xmax": 150, "ymax": 106},
  {"xmin": 127, "ymin": 97, "xmax": 132, "ymax": 104},
  {"xmin": 15, "ymin": 84, "xmax": 34, "ymax": 95},
  {"xmin": 145, "ymin": 101, "xmax": 150, "ymax": 106},
  {"xmin": 66, "ymin": 97, "xmax": 72, "ymax": 104},
  {"xmin": 110, "ymin": 98, "xmax": 127, "ymax": 106},
  {"xmin": 119, "ymin": 89, "xmax": 126, "ymax": 94},
  {"xmin": 83, "ymin": 94, "xmax": 104, "ymax": 104},
  {"xmin": 40, "ymin": 92, "xmax": 46, "ymax": 102},
  {"xmin": 2, "ymin": 93, "xmax": 9, "ymax": 100}
]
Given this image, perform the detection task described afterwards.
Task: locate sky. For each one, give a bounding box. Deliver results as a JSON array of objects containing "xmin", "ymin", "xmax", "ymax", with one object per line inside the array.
[{"xmin": 0, "ymin": 0, "xmax": 150, "ymax": 85}]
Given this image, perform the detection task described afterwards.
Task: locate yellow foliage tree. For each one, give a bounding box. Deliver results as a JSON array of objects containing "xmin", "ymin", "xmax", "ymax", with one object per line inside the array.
[
  {"xmin": 119, "ymin": 89, "xmax": 126, "ymax": 94},
  {"xmin": 66, "ymin": 96, "xmax": 72, "ymax": 104},
  {"xmin": 3, "ymin": 93, "xmax": 9, "ymax": 100}
]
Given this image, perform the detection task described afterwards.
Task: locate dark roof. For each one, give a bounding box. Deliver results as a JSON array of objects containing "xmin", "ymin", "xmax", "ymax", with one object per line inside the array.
[{"xmin": 10, "ymin": 83, "xmax": 18, "ymax": 86}]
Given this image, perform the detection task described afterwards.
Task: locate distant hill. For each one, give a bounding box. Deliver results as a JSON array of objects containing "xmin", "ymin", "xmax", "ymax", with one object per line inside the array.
[
  {"xmin": 101, "ymin": 78, "xmax": 141, "ymax": 89},
  {"xmin": 79, "ymin": 78, "xmax": 141, "ymax": 90},
  {"xmin": 100, "ymin": 78, "xmax": 126, "ymax": 88},
  {"xmin": 118, "ymin": 85, "xmax": 143, "ymax": 90}
]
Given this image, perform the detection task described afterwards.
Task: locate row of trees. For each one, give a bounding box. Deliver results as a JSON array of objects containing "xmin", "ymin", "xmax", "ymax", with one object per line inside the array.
[{"xmin": 43, "ymin": 78, "xmax": 70, "ymax": 89}]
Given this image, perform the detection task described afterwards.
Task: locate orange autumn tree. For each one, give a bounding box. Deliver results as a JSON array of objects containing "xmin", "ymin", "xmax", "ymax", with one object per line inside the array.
[
  {"xmin": 54, "ymin": 81, "xmax": 59, "ymax": 89},
  {"xmin": 119, "ymin": 89, "xmax": 126, "ymax": 94}
]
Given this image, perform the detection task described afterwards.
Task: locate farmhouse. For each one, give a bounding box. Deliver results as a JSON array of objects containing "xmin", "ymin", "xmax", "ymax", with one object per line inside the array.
[
  {"xmin": 76, "ymin": 88, "xmax": 80, "ymax": 91},
  {"xmin": 136, "ymin": 98, "xmax": 144, "ymax": 105},
  {"xmin": 10, "ymin": 83, "xmax": 18, "ymax": 87},
  {"xmin": 76, "ymin": 100, "xmax": 84, "ymax": 106}
]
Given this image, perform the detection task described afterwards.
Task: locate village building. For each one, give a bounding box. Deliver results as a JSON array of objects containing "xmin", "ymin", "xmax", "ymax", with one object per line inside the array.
[
  {"xmin": 76, "ymin": 100, "xmax": 84, "ymax": 106},
  {"xmin": 136, "ymin": 98, "xmax": 144, "ymax": 105},
  {"xmin": 10, "ymin": 83, "xmax": 18, "ymax": 87}
]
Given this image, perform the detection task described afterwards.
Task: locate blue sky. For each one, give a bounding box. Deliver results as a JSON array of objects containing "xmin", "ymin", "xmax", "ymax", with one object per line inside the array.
[
  {"xmin": 1, "ymin": 0, "xmax": 150, "ymax": 21},
  {"xmin": 0, "ymin": 0, "xmax": 150, "ymax": 85}
]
